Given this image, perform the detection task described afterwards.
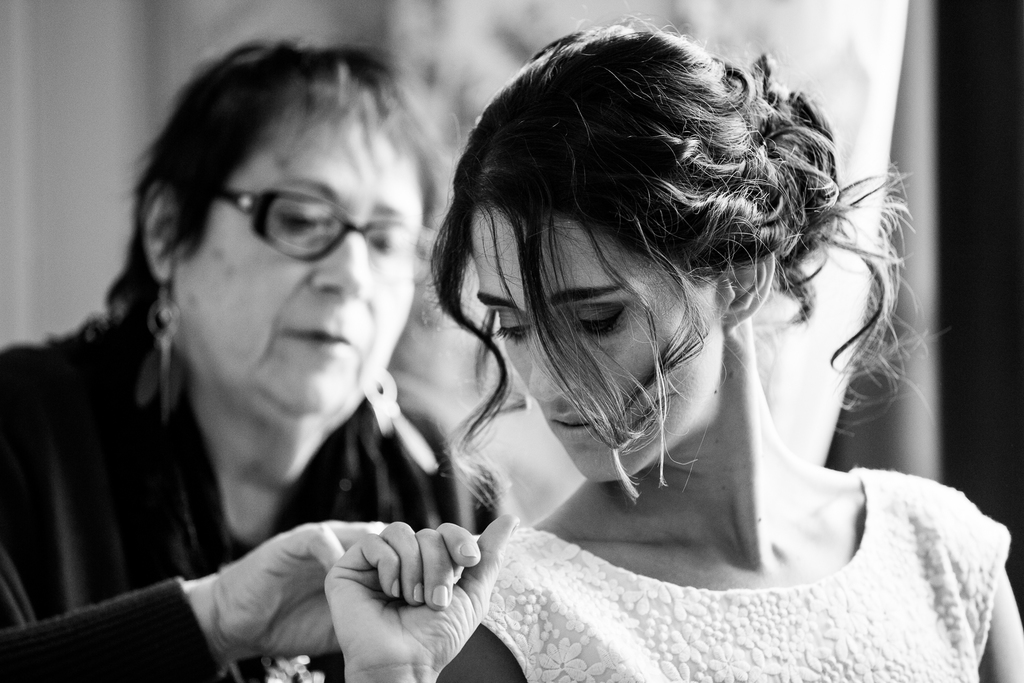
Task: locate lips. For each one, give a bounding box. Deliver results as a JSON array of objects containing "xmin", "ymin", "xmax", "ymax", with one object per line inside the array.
[
  {"xmin": 301, "ymin": 330, "xmax": 348, "ymax": 343},
  {"xmin": 550, "ymin": 416, "xmax": 589, "ymax": 429},
  {"xmin": 284, "ymin": 328, "xmax": 352, "ymax": 345}
]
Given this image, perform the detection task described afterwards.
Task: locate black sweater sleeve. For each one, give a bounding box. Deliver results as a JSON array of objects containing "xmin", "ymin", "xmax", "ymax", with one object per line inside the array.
[
  {"xmin": 0, "ymin": 579, "xmax": 220, "ymax": 682},
  {"xmin": 0, "ymin": 344, "xmax": 221, "ymax": 681}
]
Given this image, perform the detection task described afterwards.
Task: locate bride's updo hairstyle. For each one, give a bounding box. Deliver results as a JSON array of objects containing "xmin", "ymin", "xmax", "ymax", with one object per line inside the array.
[{"xmin": 433, "ymin": 24, "xmax": 902, "ymax": 496}]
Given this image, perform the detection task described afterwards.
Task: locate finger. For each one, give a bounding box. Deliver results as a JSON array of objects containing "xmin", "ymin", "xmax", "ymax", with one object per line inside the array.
[
  {"xmin": 437, "ymin": 522, "xmax": 482, "ymax": 568},
  {"xmin": 379, "ymin": 522, "xmax": 424, "ymax": 604},
  {"xmin": 262, "ymin": 522, "xmax": 345, "ymax": 572},
  {"xmin": 416, "ymin": 528, "xmax": 457, "ymax": 611},
  {"xmin": 337, "ymin": 534, "xmax": 401, "ymax": 597},
  {"xmin": 321, "ymin": 520, "xmax": 387, "ymax": 549},
  {"xmin": 456, "ymin": 515, "xmax": 519, "ymax": 612},
  {"xmin": 307, "ymin": 522, "xmax": 347, "ymax": 571}
]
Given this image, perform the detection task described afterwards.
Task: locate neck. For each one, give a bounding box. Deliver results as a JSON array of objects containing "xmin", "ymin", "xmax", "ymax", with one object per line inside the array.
[
  {"xmin": 545, "ymin": 321, "xmax": 793, "ymax": 573},
  {"xmin": 186, "ymin": 378, "xmax": 351, "ymax": 545}
]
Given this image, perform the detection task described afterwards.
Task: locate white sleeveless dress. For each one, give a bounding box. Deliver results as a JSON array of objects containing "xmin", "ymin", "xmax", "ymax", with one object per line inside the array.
[{"xmin": 481, "ymin": 469, "xmax": 1009, "ymax": 682}]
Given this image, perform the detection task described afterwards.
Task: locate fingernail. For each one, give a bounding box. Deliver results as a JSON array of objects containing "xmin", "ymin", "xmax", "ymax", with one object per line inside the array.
[
  {"xmin": 413, "ymin": 583, "xmax": 423, "ymax": 603},
  {"xmin": 432, "ymin": 585, "xmax": 450, "ymax": 608},
  {"xmin": 391, "ymin": 580, "xmax": 400, "ymax": 598},
  {"xmin": 460, "ymin": 543, "xmax": 480, "ymax": 560}
]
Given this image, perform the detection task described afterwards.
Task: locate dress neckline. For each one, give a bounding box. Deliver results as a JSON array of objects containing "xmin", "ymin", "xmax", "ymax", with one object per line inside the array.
[{"xmin": 521, "ymin": 467, "xmax": 876, "ymax": 596}]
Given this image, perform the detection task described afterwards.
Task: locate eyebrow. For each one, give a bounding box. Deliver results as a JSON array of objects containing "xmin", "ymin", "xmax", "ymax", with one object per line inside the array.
[
  {"xmin": 476, "ymin": 285, "xmax": 621, "ymax": 309},
  {"xmin": 277, "ymin": 181, "xmax": 414, "ymax": 221},
  {"xmin": 277, "ymin": 179, "xmax": 341, "ymax": 203}
]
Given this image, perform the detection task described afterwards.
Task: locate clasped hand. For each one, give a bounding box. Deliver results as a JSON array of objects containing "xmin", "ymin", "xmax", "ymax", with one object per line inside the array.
[
  {"xmin": 184, "ymin": 515, "xmax": 517, "ymax": 680},
  {"xmin": 185, "ymin": 520, "xmax": 386, "ymax": 664},
  {"xmin": 325, "ymin": 515, "xmax": 520, "ymax": 683}
]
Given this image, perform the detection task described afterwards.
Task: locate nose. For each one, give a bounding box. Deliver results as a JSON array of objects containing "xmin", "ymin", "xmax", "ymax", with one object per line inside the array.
[
  {"xmin": 309, "ymin": 232, "xmax": 374, "ymax": 298},
  {"xmin": 523, "ymin": 358, "xmax": 562, "ymax": 401}
]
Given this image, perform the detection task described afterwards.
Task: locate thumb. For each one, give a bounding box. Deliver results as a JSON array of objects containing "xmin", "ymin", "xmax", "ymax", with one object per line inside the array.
[
  {"xmin": 305, "ymin": 522, "xmax": 347, "ymax": 571},
  {"xmin": 322, "ymin": 520, "xmax": 386, "ymax": 549},
  {"xmin": 455, "ymin": 515, "xmax": 519, "ymax": 610}
]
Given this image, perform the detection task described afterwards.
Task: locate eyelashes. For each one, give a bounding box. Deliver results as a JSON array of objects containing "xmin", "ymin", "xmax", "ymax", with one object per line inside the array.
[
  {"xmin": 577, "ymin": 308, "xmax": 624, "ymax": 336},
  {"xmin": 491, "ymin": 306, "xmax": 625, "ymax": 343},
  {"xmin": 492, "ymin": 324, "xmax": 528, "ymax": 342}
]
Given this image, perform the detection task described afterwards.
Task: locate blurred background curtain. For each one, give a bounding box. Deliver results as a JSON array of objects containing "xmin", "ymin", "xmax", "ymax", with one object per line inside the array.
[
  {"xmin": 830, "ymin": 0, "xmax": 1024, "ymax": 614},
  {"xmin": 936, "ymin": 0, "xmax": 1024, "ymax": 612}
]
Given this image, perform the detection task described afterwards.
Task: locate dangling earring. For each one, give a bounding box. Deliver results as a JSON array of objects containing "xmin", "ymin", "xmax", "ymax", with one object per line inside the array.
[
  {"xmin": 363, "ymin": 368, "xmax": 400, "ymax": 437},
  {"xmin": 363, "ymin": 369, "xmax": 438, "ymax": 474},
  {"xmin": 135, "ymin": 282, "xmax": 183, "ymax": 423}
]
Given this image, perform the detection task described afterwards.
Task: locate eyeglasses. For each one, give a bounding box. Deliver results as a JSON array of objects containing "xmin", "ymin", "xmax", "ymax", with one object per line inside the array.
[{"xmin": 218, "ymin": 188, "xmax": 422, "ymax": 280}]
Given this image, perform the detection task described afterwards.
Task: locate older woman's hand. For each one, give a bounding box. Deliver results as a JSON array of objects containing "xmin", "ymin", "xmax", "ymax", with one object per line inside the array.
[
  {"xmin": 325, "ymin": 515, "xmax": 519, "ymax": 683},
  {"xmin": 183, "ymin": 520, "xmax": 385, "ymax": 666}
]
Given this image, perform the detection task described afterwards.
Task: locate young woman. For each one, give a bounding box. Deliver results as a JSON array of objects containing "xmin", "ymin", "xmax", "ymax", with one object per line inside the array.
[{"xmin": 325, "ymin": 24, "xmax": 1024, "ymax": 683}]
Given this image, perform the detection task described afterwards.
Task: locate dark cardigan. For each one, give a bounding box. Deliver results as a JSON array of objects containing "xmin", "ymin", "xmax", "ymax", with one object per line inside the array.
[{"xmin": 0, "ymin": 312, "xmax": 478, "ymax": 681}]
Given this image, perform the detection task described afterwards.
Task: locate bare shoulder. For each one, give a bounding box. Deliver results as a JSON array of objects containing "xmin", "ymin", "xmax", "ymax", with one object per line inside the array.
[
  {"xmin": 799, "ymin": 461, "xmax": 865, "ymax": 496},
  {"xmin": 439, "ymin": 626, "xmax": 526, "ymax": 683},
  {"xmin": 777, "ymin": 459, "xmax": 866, "ymax": 524},
  {"xmin": 802, "ymin": 466, "xmax": 865, "ymax": 534},
  {"xmin": 771, "ymin": 461, "xmax": 867, "ymax": 577}
]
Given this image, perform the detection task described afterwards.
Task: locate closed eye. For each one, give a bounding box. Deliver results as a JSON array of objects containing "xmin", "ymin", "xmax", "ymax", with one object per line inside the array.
[
  {"xmin": 492, "ymin": 324, "xmax": 528, "ymax": 342},
  {"xmin": 478, "ymin": 291, "xmax": 626, "ymax": 342},
  {"xmin": 491, "ymin": 309, "xmax": 528, "ymax": 343},
  {"xmin": 574, "ymin": 303, "xmax": 625, "ymax": 337}
]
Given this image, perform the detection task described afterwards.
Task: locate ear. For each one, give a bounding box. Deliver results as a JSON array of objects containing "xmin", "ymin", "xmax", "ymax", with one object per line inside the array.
[
  {"xmin": 141, "ymin": 184, "xmax": 180, "ymax": 284},
  {"xmin": 718, "ymin": 257, "xmax": 775, "ymax": 330}
]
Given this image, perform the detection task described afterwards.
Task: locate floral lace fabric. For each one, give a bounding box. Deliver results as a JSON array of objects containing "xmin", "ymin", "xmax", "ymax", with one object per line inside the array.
[{"xmin": 482, "ymin": 469, "xmax": 1009, "ymax": 682}]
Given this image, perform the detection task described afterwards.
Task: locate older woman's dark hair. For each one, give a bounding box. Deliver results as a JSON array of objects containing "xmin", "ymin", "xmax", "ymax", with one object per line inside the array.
[
  {"xmin": 433, "ymin": 25, "xmax": 903, "ymax": 494},
  {"xmin": 107, "ymin": 41, "xmax": 440, "ymax": 318}
]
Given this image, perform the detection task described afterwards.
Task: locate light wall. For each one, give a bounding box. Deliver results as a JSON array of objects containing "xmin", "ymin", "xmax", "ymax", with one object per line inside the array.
[
  {"xmin": 0, "ymin": 0, "xmax": 389, "ymax": 347},
  {"xmin": 0, "ymin": 0, "xmax": 149, "ymax": 345}
]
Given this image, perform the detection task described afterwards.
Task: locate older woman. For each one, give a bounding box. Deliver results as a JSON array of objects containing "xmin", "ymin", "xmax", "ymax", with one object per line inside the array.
[{"xmin": 0, "ymin": 42, "xmax": 468, "ymax": 682}]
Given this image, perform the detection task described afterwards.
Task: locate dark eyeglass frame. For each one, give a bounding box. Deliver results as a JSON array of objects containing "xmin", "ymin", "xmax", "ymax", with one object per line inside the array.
[{"xmin": 217, "ymin": 187, "xmax": 419, "ymax": 263}]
